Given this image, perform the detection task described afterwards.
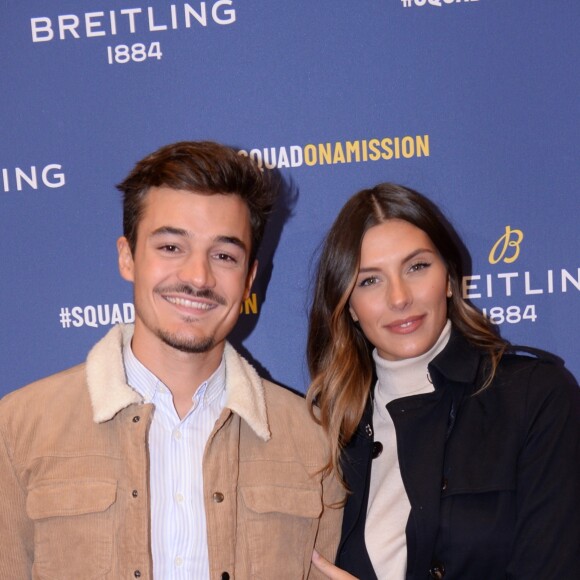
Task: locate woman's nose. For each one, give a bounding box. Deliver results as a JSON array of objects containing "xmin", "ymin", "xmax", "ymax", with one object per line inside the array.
[{"xmin": 387, "ymin": 278, "xmax": 412, "ymax": 310}]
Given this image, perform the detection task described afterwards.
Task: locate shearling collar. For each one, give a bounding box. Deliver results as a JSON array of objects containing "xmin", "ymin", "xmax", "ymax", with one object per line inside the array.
[{"xmin": 85, "ymin": 324, "xmax": 271, "ymax": 441}]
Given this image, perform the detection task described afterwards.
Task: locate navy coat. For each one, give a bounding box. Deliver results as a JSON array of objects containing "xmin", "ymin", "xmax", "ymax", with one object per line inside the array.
[{"xmin": 336, "ymin": 330, "xmax": 580, "ymax": 579}]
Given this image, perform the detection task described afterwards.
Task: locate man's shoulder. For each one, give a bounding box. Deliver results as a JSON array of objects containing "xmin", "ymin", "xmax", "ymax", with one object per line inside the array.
[
  {"xmin": 262, "ymin": 379, "xmax": 308, "ymax": 410},
  {"xmin": 261, "ymin": 379, "xmax": 324, "ymax": 434},
  {"xmin": 262, "ymin": 378, "xmax": 304, "ymax": 401},
  {"xmin": 238, "ymin": 378, "xmax": 330, "ymax": 469},
  {"xmin": 0, "ymin": 363, "xmax": 88, "ymax": 422}
]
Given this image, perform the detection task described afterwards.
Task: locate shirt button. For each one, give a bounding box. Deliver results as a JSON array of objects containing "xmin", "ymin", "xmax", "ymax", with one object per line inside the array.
[
  {"xmin": 132, "ymin": 490, "xmax": 139, "ymax": 498},
  {"xmin": 213, "ymin": 492, "xmax": 225, "ymax": 503},
  {"xmin": 175, "ymin": 556, "xmax": 183, "ymax": 567},
  {"xmin": 174, "ymin": 430, "xmax": 182, "ymax": 440},
  {"xmin": 175, "ymin": 493, "xmax": 184, "ymax": 503}
]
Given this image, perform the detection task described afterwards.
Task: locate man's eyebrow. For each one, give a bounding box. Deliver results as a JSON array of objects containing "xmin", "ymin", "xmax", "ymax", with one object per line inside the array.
[
  {"xmin": 215, "ymin": 235, "xmax": 248, "ymax": 253},
  {"xmin": 150, "ymin": 226, "xmax": 188, "ymax": 237}
]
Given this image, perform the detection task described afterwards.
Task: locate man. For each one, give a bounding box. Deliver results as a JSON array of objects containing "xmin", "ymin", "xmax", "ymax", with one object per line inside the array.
[{"xmin": 0, "ymin": 141, "xmax": 343, "ymax": 579}]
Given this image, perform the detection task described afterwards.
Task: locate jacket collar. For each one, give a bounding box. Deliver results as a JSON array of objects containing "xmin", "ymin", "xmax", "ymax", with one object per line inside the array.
[
  {"xmin": 428, "ymin": 326, "xmax": 482, "ymax": 386},
  {"xmin": 85, "ymin": 324, "xmax": 271, "ymax": 441}
]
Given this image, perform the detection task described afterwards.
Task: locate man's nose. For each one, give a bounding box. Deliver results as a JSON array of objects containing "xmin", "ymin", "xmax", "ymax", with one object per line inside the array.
[{"xmin": 179, "ymin": 254, "xmax": 216, "ymax": 289}]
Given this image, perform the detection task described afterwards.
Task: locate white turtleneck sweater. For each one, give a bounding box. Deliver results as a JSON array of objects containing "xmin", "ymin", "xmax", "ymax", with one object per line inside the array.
[{"xmin": 365, "ymin": 320, "xmax": 452, "ymax": 579}]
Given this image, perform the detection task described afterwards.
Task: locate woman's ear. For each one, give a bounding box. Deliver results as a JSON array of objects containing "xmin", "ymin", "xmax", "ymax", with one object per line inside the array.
[{"xmin": 349, "ymin": 306, "xmax": 359, "ymax": 322}]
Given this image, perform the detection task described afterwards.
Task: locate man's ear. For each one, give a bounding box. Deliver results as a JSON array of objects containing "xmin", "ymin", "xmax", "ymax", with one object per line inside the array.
[
  {"xmin": 243, "ymin": 260, "xmax": 258, "ymax": 300},
  {"xmin": 117, "ymin": 237, "xmax": 135, "ymax": 282}
]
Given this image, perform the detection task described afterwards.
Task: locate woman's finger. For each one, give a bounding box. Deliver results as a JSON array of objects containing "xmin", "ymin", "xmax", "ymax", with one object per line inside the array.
[{"xmin": 311, "ymin": 550, "xmax": 358, "ymax": 580}]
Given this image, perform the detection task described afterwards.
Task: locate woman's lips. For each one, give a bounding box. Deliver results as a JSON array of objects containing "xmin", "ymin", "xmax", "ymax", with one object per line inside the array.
[{"xmin": 385, "ymin": 315, "xmax": 425, "ymax": 334}]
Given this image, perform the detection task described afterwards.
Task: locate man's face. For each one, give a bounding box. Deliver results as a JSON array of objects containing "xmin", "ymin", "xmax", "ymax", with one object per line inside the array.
[{"xmin": 117, "ymin": 186, "xmax": 256, "ymax": 359}]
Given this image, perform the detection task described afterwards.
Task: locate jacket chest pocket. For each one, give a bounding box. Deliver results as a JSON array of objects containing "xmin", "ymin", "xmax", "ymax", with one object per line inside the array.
[
  {"xmin": 438, "ymin": 483, "xmax": 517, "ymax": 568},
  {"xmin": 26, "ymin": 479, "xmax": 117, "ymax": 580},
  {"xmin": 240, "ymin": 485, "xmax": 322, "ymax": 579}
]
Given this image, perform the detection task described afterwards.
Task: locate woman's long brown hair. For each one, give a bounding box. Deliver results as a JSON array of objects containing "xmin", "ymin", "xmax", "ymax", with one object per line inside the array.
[{"xmin": 306, "ymin": 183, "xmax": 507, "ymax": 485}]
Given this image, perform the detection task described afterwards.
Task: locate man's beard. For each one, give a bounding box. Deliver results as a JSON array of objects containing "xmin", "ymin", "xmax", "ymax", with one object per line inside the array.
[
  {"xmin": 149, "ymin": 284, "xmax": 226, "ymax": 353},
  {"xmin": 157, "ymin": 329, "xmax": 215, "ymax": 354}
]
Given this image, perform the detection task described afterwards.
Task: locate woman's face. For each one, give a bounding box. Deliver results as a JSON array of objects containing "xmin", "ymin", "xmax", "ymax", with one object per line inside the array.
[{"xmin": 349, "ymin": 219, "xmax": 450, "ymax": 361}]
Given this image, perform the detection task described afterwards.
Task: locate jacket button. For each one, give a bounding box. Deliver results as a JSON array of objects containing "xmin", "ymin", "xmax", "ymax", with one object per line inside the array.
[
  {"xmin": 134, "ymin": 571, "xmax": 141, "ymax": 578},
  {"xmin": 132, "ymin": 416, "xmax": 140, "ymax": 423},
  {"xmin": 221, "ymin": 573, "xmax": 230, "ymax": 580},
  {"xmin": 372, "ymin": 441, "xmax": 383, "ymax": 459},
  {"xmin": 429, "ymin": 562, "xmax": 445, "ymax": 578},
  {"xmin": 213, "ymin": 492, "xmax": 224, "ymax": 503},
  {"xmin": 132, "ymin": 490, "xmax": 139, "ymax": 498},
  {"xmin": 441, "ymin": 478, "xmax": 448, "ymax": 491}
]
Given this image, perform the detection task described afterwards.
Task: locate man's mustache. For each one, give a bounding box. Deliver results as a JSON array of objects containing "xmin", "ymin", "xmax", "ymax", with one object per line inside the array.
[{"xmin": 156, "ymin": 284, "xmax": 227, "ymax": 306}]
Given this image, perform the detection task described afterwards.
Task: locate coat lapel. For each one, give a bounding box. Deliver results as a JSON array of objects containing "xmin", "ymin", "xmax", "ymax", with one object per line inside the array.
[{"xmin": 387, "ymin": 385, "xmax": 452, "ymax": 578}]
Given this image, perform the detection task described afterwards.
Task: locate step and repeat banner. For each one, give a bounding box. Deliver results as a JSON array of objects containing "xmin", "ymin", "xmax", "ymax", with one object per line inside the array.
[{"xmin": 1, "ymin": 1, "xmax": 578, "ymax": 396}]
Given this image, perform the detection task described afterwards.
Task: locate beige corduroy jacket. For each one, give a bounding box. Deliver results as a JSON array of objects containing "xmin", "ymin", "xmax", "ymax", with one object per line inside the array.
[{"xmin": 0, "ymin": 324, "xmax": 343, "ymax": 579}]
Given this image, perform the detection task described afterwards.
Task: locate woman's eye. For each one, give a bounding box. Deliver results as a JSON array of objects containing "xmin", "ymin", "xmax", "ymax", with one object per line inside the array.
[
  {"xmin": 409, "ymin": 261, "xmax": 430, "ymax": 272},
  {"xmin": 359, "ymin": 276, "xmax": 378, "ymax": 287}
]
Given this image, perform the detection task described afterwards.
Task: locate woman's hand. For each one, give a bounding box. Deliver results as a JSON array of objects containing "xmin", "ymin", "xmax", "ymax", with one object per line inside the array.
[{"xmin": 312, "ymin": 550, "xmax": 358, "ymax": 579}]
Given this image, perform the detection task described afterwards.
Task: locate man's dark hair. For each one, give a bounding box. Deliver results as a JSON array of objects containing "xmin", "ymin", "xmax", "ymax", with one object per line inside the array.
[{"xmin": 117, "ymin": 141, "xmax": 276, "ymax": 264}]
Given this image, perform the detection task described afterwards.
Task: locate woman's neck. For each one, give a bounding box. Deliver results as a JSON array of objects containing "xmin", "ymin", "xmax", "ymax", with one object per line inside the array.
[{"xmin": 373, "ymin": 320, "xmax": 452, "ymax": 400}]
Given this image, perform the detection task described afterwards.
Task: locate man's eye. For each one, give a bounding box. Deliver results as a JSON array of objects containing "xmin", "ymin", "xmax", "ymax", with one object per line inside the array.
[
  {"xmin": 216, "ymin": 253, "xmax": 236, "ymax": 263},
  {"xmin": 159, "ymin": 244, "xmax": 179, "ymax": 253}
]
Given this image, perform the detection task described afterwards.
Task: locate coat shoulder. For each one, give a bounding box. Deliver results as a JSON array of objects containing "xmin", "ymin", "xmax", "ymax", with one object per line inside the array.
[
  {"xmin": 262, "ymin": 381, "xmax": 317, "ymax": 422},
  {"xmin": 482, "ymin": 349, "xmax": 580, "ymax": 436},
  {"xmin": 0, "ymin": 363, "xmax": 87, "ymax": 422},
  {"xmin": 0, "ymin": 363, "xmax": 93, "ymax": 462},
  {"xmin": 263, "ymin": 380, "xmax": 319, "ymax": 424},
  {"xmin": 260, "ymin": 381, "xmax": 329, "ymax": 459},
  {"xmin": 495, "ymin": 348, "xmax": 578, "ymax": 398}
]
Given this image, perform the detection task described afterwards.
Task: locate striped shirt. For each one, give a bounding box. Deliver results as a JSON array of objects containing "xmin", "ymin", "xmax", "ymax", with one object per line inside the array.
[{"xmin": 124, "ymin": 343, "xmax": 226, "ymax": 580}]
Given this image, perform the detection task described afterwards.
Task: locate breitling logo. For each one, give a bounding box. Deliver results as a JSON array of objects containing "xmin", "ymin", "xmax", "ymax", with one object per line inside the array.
[{"xmin": 488, "ymin": 226, "xmax": 524, "ymax": 265}]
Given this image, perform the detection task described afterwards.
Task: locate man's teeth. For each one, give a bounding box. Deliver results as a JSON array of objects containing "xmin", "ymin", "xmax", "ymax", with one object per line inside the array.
[{"xmin": 166, "ymin": 296, "xmax": 213, "ymax": 309}]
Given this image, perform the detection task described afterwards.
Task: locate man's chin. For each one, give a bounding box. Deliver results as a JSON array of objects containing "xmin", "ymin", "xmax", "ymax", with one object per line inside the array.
[{"xmin": 158, "ymin": 331, "xmax": 215, "ymax": 354}]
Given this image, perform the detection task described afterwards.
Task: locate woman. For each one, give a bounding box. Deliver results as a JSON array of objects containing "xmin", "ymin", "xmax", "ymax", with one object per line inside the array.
[{"xmin": 307, "ymin": 183, "xmax": 579, "ymax": 579}]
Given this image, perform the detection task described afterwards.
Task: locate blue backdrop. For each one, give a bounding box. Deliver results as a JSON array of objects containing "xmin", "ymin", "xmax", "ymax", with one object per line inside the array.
[{"xmin": 1, "ymin": 0, "xmax": 578, "ymax": 397}]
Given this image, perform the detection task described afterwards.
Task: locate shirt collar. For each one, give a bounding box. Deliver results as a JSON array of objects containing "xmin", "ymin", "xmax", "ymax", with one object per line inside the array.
[
  {"xmin": 123, "ymin": 340, "xmax": 226, "ymax": 408},
  {"xmin": 87, "ymin": 325, "xmax": 270, "ymax": 440}
]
